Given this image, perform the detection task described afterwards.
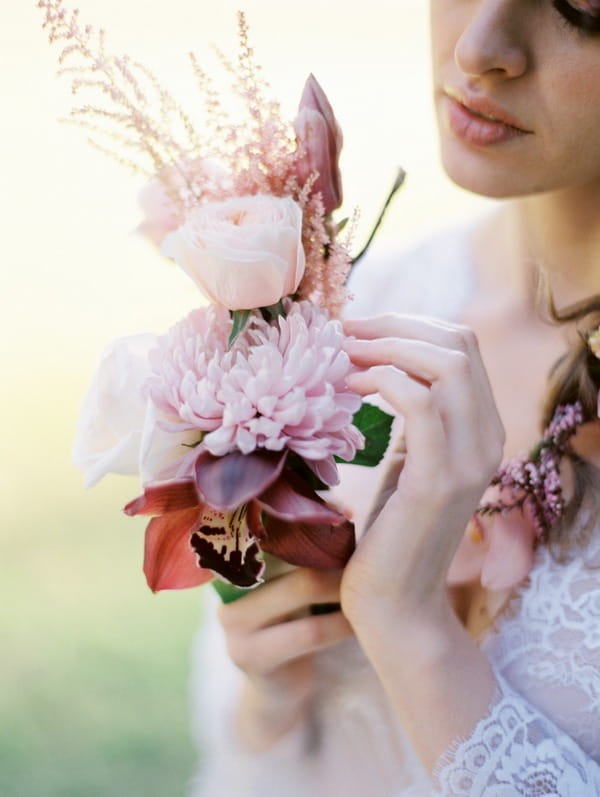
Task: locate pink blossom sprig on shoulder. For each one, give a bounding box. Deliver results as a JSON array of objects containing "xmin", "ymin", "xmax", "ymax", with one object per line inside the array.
[{"xmin": 478, "ymin": 401, "xmax": 584, "ymax": 538}]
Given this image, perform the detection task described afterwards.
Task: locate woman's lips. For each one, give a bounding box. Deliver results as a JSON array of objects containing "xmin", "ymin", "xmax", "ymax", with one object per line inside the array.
[{"xmin": 443, "ymin": 92, "xmax": 532, "ymax": 147}]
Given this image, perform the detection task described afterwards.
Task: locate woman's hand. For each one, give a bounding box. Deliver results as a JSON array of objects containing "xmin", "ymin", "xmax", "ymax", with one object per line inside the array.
[
  {"xmin": 341, "ymin": 313, "xmax": 505, "ymax": 631},
  {"xmin": 337, "ymin": 313, "xmax": 503, "ymax": 769},
  {"xmin": 217, "ymin": 567, "xmax": 353, "ymax": 751}
]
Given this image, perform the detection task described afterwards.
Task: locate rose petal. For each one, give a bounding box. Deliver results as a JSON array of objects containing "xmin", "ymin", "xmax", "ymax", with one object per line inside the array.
[
  {"xmin": 143, "ymin": 507, "xmax": 213, "ymax": 592},
  {"xmin": 72, "ymin": 333, "xmax": 157, "ymax": 487},
  {"xmin": 194, "ymin": 449, "xmax": 287, "ymax": 510},
  {"xmin": 260, "ymin": 515, "xmax": 355, "ymax": 569},
  {"xmin": 124, "ymin": 479, "xmax": 199, "ymax": 516}
]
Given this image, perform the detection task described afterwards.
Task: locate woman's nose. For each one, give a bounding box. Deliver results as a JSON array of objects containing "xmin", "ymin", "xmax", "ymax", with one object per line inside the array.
[{"xmin": 454, "ymin": 0, "xmax": 529, "ymax": 79}]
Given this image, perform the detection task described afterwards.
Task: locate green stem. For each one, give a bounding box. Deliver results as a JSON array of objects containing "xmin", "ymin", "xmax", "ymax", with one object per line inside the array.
[{"xmin": 350, "ymin": 166, "xmax": 406, "ymax": 270}]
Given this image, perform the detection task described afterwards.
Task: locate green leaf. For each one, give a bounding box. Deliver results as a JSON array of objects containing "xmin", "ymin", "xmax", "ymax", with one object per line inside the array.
[
  {"xmin": 336, "ymin": 402, "xmax": 393, "ymax": 467},
  {"xmin": 335, "ymin": 217, "xmax": 349, "ymax": 235},
  {"xmin": 211, "ymin": 554, "xmax": 295, "ymax": 603},
  {"xmin": 286, "ymin": 452, "xmax": 330, "ymax": 492},
  {"xmin": 228, "ymin": 309, "xmax": 251, "ymax": 346},
  {"xmin": 211, "ymin": 580, "xmax": 252, "ymax": 604},
  {"xmin": 261, "ymin": 300, "xmax": 287, "ymax": 322}
]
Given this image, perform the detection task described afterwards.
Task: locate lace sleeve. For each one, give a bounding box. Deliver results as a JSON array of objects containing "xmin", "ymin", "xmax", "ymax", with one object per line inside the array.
[
  {"xmin": 433, "ymin": 673, "xmax": 600, "ymax": 795},
  {"xmin": 434, "ymin": 529, "xmax": 600, "ymax": 796}
]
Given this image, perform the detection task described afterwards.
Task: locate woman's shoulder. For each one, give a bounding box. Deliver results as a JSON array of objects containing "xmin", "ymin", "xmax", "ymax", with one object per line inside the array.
[{"xmin": 345, "ymin": 219, "xmax": 478, "ymax": 320}]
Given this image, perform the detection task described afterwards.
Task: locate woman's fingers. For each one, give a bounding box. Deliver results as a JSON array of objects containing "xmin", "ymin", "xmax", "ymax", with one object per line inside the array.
[
  {"xmin": 218, "ymin": 568, "xmax": 344, "ymax": 634},
  {"xmin": 347, "ymin": 366, "xmax": 448, "ymax": 486},
  {"xmin": 344, "ymin": 314, "xmax": 493, "ymax": 410},
  {"xmin": 345, "ymin": 336, "xmax": 467, "ymax": 383},
  {"xmin": 344, "ymin": 316, "xmax": 504, "ymax": 465},
  {"xmin": 227, "ymin": 610, "xmax": 353, "ymax": 677},
  {"xmin": 344, "ymin": 313, "xmax": 477, "ymax": 348},
  {"xmin": 219, "ymin": 569, "xmax": 353, "ymax": 677}
]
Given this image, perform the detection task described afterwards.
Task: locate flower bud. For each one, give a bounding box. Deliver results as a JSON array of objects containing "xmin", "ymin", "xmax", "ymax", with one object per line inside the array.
[{"xmin": 293, "ymin": 74, "xmax": 343, "ymax": 214}]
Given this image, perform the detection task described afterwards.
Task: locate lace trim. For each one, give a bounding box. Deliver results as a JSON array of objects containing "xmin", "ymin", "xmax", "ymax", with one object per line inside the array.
[
  {"xmin": 433, "ymin": 674, "xmax": 600, "ymax": 796},
  {"xmin": 431, "ymin": 679, "xmax": 504, "ymax": 787}
]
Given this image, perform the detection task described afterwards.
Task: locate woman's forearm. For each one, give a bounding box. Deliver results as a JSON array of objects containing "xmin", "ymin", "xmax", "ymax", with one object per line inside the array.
[
  {"xmin": 235, "ymin": 669, "xmax": 312, "ymax": 752},
  {"xmin": 351, "ymin": 601, "xmax": 496, "ymax": 771}
]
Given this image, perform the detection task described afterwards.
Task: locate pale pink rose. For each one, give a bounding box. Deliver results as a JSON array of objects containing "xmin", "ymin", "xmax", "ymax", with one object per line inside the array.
[
  {"xmin": 293, "ymin": 74, "xmax": 343, "ymax": 214},
  {"xmin": 160, "ymin": 195, "xmax": 306, "ymax": 310},
  {"xmin": 137, "ymin": 158, "xmax": 232, "ymax": 247},
  {"xmin": 136, "ymin": 178, "xmax": 182, "ymax": 247},
  {"xmin": 72, "ymin": 334, "xmax": 157, "ymax": 487}
]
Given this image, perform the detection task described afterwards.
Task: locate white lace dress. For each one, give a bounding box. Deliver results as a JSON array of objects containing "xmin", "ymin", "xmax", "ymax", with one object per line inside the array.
[{"xmin": 189, "ymin": 226, "xmax": 600, "ymax": 796}]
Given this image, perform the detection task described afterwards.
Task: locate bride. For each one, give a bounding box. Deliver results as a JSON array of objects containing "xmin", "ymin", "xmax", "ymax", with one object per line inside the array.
[{"xmin": 191, "ymin": 1, "xmax": 600, "ymax": 793}]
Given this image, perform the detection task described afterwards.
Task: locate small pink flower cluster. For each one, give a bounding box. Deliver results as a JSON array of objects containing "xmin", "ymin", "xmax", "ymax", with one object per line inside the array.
[{"xmin": 479, "ymin": 401, "xmax": 584, "ymax": 537}]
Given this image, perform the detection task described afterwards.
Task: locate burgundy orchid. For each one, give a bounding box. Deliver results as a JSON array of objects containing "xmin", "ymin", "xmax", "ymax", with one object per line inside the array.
[{"xmin": 124, "ymin": 449, "xmax": 355, "ymax": 592}]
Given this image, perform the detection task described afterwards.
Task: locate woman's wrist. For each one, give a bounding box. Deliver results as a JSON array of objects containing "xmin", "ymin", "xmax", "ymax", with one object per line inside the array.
[
  {"xmin": 343, "ymin": 583, "xmax": 451, "ymax": 642},
  {"xmin": 235, "ymin": 666, "xmax": 312, "ymax": 752}
]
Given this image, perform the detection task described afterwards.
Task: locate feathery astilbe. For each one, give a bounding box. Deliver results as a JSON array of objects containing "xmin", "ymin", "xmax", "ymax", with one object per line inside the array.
[
  {"xmin": 478, "ymin": 401, "xmax": 584, "ymax": 538},
  {"xmin": 40, "ymin": 1, "xmax": 355, "ymax": 316},
  {"xmin": 295, "ymin": 193, "xmax": 354, "ymax": 317},
  {"xmin": 38, "ymin": 0, "xmax": 207, "ymax": 208}
]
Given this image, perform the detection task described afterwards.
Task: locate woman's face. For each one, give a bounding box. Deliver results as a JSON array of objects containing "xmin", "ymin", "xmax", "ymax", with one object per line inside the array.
[{"xmin": 430, "ymin": 0, "xmax": 600, "ymax": 198}]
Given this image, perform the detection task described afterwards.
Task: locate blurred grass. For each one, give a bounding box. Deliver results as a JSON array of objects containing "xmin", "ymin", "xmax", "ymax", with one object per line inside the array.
[{"xmin": 0, "ymin": 374, "xmax": 204, "ymax": 796}]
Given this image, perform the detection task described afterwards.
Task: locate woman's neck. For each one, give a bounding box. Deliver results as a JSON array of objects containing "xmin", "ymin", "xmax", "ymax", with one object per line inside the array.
[
  {"xmin": 507, "ymin": 185, "xmax": 600, "ymax": 310},
  {"xmin": 470, "ymin": 183, "xmax": 600, "ymax": 320}
]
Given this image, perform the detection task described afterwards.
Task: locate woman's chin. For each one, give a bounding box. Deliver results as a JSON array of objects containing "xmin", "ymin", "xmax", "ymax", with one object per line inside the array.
[{"xmin": 438, "ymin": 142, "xmax": 542, "ymax": 200}]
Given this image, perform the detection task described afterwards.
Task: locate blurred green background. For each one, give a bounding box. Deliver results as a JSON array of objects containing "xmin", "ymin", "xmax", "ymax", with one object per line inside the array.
[{"xmin": 2, "ymin": 2, "xmax": 488, "ymax": 795}]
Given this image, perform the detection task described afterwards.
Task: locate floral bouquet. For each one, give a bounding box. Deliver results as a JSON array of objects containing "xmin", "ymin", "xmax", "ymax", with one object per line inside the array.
[{"xmin": 39, "ymin": 2, "xmax": 401, "ymax": 599}]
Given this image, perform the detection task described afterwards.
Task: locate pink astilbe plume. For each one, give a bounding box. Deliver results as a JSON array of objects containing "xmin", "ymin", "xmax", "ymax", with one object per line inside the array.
[
  {"xmin": 295, "ymin": 192, "xmax": 355, "ymax": 317},
  {"xmin": 38, "ymin": 3, "xmax": 297, "ymax": 210},
  {"xmin": 40, "ymin": 0, "xmax": 355, "ymax": 317},
  {"xmin": 37, "ymin": 0, "xmax": 207, "ymax": 205}
]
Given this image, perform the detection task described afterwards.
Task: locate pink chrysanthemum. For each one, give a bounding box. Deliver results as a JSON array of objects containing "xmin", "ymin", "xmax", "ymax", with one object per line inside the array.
[
  {"xmin": 146, "ymin": 304, "xmax": 231, "ymax": 436},
  {"xmin": 146, "ymin": 300, "xmax": 364, "ymax": 485}
]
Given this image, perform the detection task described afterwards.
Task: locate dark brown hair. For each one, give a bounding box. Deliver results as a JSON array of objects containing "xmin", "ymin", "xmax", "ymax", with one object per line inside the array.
[{"xmin": 541, "ymin": 289, "xmax": 600, "ymax": 551}]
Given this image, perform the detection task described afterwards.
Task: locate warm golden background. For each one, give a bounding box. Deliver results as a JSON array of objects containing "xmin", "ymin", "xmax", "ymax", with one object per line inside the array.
[{"xmin": 2, "ymin": 1, "xmax": 489, "ymax": 794}]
